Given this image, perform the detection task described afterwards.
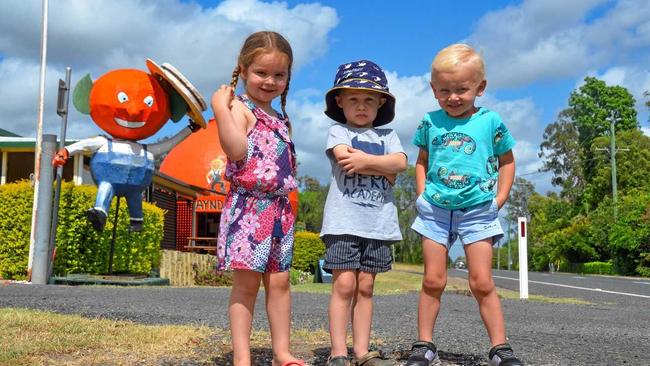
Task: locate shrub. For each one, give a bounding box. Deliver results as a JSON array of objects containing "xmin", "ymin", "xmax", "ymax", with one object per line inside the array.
[
  {"xmin": 0, "ymin": 181, "xmax": 164, "ymax": 279},
  {"xmin": 0, "ymin": 181, "xmax": 33, "ymax": 280},
  {"xmin": 608, "ymin": 192, "xmax": 650, "ymax": 276},
  {"xmin": 289, "ymin": 268, "xmax": 312, "ymax": 285},
  {"xmin": 637, "ymin": 252, "xmax": 650, "ymax": 277},
  {"xmin": 581, "ymin": 261, "xmax": 615, "ymax": 275},
  {"xmin": 192, "ymin": 264, "xmax": 233, "ymax": 286},
  {"xmin": 558, "ymin": 260, "xmax": 582, "ymax": 273},
  {"xmin": 292, "ymin": 231, "xmax": 325, "ymax": 273}
]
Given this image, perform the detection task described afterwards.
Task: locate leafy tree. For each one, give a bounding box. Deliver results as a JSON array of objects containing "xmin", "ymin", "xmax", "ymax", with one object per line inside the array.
[
  {"xmin": 569, "ymin": 77, "xmax": 639, "ymax": 190},
  {"xmin": 393, "ymin": 166, "xmax": 422, "ymax": 263},
  {"xmin": 584, "ymin": 130, "xmax": 650, "ymax": 209},
  {"xmin": 607, "ymin": 191, "xmax": 650, "ymax": 276},
  {"xmin": 296, "ymin": 175, "xmax": 328, "ymax": 233},
  {"xmin": 527, "ymin": 193, "xmax": 576, "ymax": 271},
  {"xmin": 543, "ymin": 217, "xmax": 599, "ymax": 265},
  {"xmin": 569, "ymin": 76, "xmax": 638, "ymax": 144},
  {"xmin": 538, "ymin": 109, "xmax": 585, "ymax": 203},
  {"xmin": 298, "ymin": 175, "xmax": 322, "ymax": 192},
  {"xmin": 540, "ymin": 77, "xmax": 640, "ymax": 212},
  {"xmin": 505, "ymin": 177, "xmax": 535, "ymax": 223}
]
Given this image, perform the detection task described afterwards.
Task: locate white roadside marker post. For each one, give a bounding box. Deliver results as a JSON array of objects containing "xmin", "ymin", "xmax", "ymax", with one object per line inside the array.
[{"xmin": 518, "ymin": 217, "xmax": 529, "ymax": 299}]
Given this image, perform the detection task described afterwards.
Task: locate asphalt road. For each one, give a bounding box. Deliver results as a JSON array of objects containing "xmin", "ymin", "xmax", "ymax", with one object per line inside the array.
[
  {"xmin": 451, "ymin": 268, "xmax": 650, "ymax": 304},
  {"xmin": 1, "ymin": 271, "xmax": 649, "ymax": 365}
]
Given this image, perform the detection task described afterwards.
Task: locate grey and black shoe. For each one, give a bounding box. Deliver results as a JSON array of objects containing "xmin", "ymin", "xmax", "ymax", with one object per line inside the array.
[
  {"xmin": 405, "ymin": 340, "xmax": 440, "ymax": 366},
  {"xmin": 86, "ymin": 208, "xmax": 107, "ymax": 231},
  {"xmin": 129, "ymin": 218, "xmax": 143, "ymax": 232},
  {"xmin": 488, "ymin": 343, "xmax": 523, "ymax": 366},
  {"xmin": 326, "ymin": 355, "xmax": 350, "ymax": 366}
]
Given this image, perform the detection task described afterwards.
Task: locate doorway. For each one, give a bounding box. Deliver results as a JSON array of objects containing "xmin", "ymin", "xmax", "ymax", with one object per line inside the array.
[{"xmin": 196, "ymin": 212, "xmax": 221, "ymax": 238}]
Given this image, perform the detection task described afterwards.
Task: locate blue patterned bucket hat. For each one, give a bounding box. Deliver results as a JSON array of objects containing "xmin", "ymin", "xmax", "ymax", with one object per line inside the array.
[{"xmin": 324, "ymin": 60, "xmax": 396, "ymax": 127}]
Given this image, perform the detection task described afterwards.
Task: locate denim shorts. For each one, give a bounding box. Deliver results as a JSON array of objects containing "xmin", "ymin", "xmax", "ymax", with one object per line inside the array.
[
  {"xmin": 321, "ymin": 234, "xmax": 393, "ymax": 273},
  {"xmin": 411, "ymin": 195, "xmax": 504, "ymax": 249}
]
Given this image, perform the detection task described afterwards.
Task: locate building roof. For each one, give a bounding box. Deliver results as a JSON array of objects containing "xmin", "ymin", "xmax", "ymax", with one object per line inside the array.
[
  {"xmin": 0, "ymin": 137, "xmax": 78, "ymax": 149},
  {"xmin": 153, "ymin": 171, "xmax": 218, "ymax": 199},
  {"xmin": 0, "ymin": 128, "xmax": 20, "ymax": 137}
]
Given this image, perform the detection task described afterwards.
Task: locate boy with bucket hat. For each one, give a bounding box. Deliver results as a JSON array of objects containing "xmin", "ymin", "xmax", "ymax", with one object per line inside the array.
[{"xmin": 320, "ymin": 60, "xmax": 407, "ymax": 366}]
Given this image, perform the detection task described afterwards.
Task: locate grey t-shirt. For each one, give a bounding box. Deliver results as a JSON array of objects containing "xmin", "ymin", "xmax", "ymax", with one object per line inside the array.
[{"xmin": 320, "ymin": 124, "xmax": 405, "ymax": 241}]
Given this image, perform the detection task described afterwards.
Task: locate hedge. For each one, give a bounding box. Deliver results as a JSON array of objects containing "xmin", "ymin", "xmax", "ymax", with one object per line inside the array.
[
  {"xmin": 0, "ymin": 181, "xmax": 33, "ymax": 280},
  {"xmin": 558, "ymin": 260, "xmax": 615, "ymax": 275},
  {"xmin": 0, "ymin": 181, "xmax": 164, "ymax": 280},
  {"xmin": 291, "ymin": 231, "xmax": 325, "ymax": 273},
  {"xmin": 581, "ymin": 261, "xmax": 615, "ymax": 275}
]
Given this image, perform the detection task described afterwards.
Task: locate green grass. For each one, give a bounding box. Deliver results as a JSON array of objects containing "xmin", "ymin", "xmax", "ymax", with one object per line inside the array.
[{"xmin": 292, "ymin": 262, "xmax": 424, "ymax": 294}]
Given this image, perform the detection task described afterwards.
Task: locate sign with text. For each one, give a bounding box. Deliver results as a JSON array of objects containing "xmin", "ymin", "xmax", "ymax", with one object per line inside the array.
[{"xmin": 195, "ymin": 195, "xmax": 225, "ymax": 213}]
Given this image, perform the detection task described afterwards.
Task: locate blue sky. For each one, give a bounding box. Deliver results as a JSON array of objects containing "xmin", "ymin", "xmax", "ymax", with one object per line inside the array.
[
  {"xmin": 1, "ymin": 1, "xmax": 649, "ymax": 258},
  {"xmin": 2, "ymin": 0, "xmax": 648, "ymax": 193}
]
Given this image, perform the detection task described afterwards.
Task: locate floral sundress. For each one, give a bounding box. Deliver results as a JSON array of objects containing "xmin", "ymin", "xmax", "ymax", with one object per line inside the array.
[{"xmin": 216, "ymin": 95, "xmax": 298, "ymax": 273}]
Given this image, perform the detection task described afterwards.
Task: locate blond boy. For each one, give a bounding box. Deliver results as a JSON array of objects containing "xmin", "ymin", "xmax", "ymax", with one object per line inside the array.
[{"xmin": 406, "ymin": 44, "xmax": 522, "ymax": 366}]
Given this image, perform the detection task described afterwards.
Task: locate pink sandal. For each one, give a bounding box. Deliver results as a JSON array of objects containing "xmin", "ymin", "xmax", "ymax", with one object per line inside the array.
[{"xmin": 276, "ymin": 360, "xmax": 307, "ymax": 366}]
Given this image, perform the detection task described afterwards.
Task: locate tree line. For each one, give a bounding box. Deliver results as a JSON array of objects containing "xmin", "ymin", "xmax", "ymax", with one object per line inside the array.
[{"xmin": 297, "ymin": 77, "xmax": 650, "ymax": 276}]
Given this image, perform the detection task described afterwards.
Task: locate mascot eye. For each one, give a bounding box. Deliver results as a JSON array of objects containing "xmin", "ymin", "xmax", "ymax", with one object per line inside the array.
[
  {"xmin": 117, "ymin": 91, "xmax": 129, "ymax": 103},
  {"xmin": 143, "ymin": 95, "xmax": 154, "ymax": 107}
]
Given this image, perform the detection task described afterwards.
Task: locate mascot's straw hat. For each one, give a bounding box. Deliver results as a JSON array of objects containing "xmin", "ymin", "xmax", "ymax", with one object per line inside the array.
[{"xmin": 146, "ymin": 59, "xmax": 207, "ymax": 128}]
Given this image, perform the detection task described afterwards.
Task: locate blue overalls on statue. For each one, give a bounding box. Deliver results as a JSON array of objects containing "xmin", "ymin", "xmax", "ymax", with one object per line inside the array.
[{"xmin": 90, "ymin": 139, "xmax": 155, "ymax": 221}]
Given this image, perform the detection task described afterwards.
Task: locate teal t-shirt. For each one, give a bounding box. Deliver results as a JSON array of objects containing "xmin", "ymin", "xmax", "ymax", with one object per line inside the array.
[{"xmin": 412, "ymin": 108, "xmax": 516, "ymax": 209}]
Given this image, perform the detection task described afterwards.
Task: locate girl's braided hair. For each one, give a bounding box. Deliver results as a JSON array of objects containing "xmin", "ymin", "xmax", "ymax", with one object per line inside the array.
[{"xmin": 230, "ymin": 31, "xmax": 293, "ymax": 119}]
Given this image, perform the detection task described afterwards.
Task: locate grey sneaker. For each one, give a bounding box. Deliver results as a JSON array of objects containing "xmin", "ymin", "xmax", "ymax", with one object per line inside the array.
[
  {"xmin": 405, "ymin": 341, "xmax": 440, "ymax": 366},
  {"xmin": 488, "ymin": 343, "xmax": 523, "ymax": 366}
]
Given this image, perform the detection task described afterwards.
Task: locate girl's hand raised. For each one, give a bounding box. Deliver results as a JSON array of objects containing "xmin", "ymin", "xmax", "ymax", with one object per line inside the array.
[{"xmin": 211, "ymin": 85, "xmax": 234, "ymax": 114}]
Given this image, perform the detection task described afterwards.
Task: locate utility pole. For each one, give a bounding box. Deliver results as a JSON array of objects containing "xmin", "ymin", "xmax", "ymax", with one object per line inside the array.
[
  {"xmin": 507, "ymin": 221, "xmax": 512, "ymax": 270},
  {"xmin": 595, "ymin": 110, "xmax": 629, "ymax": 220},
  {"xmin": 609, "ymin": 113, "xmax": 618, "ymax": 219},
  {"xmin": 28, "ymin": 0, "xmax": 49, "ymax": 281},
  {"xmin": 497, "ymin": 239, "xmax": 501, "ymax": 269}
]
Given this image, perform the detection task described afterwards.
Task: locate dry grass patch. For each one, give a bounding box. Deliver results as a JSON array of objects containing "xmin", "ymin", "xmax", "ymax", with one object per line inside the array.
[
  {"xmin": 0, "ymin": 308, "xmax": 341, "ymax": 366},
  {"xmin": 0, "ymin": 307, "xmax": 213, "ymax": 366},
  {"xmin": 392, "ymin": 263, "xmax": 591, "ymax": 304},
  {"xmin": 293, "ymin": 261, "xmax": 590, "ymax": 305}
]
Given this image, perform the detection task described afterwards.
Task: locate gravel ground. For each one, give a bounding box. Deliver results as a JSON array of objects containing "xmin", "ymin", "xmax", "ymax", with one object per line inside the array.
[{"xmin": 1, "ymin": 278, "xmax": 648, "ymax": 366}]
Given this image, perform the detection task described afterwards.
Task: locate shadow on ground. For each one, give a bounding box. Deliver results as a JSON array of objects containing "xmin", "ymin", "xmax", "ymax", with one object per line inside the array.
[{"xmin": 208, "ymin": 347, "xmax": 486, "ymax": 365}]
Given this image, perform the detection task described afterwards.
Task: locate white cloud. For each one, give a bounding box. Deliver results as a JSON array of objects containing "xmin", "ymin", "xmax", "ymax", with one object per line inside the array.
[
  {"xmin": 468, "ymin": 0, "xmax": 650, "ymax": 88},
  {"xmin": 598, "ymin": 66, "xmax": 650, "ymax": 114},
  {"xmin": 642, "ymin": 126, "xmax": 650, "ymax": 136},
  {"xmin": 0, "ymin": 0, "xmax": 338, "ymax": 138},
  {"xmin": 0, "ymin": 58, "xmax": 98, "ymax": 137},
  {"xmin": 482, "ymin": 95, "xmax": 542, "ymax": 142}
]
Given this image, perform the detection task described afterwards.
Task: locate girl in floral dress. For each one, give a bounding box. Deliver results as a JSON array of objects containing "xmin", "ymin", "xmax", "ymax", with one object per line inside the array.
[{"xmin": 211, "ymin": 31, "xmax": 304, "ymax": 366}]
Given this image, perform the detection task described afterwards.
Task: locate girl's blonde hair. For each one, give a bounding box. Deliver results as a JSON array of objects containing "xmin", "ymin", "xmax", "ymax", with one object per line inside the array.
[
  {"xmin": 230, "ymin": 31, "xmax": 293, "ymax": 118},
  {"xmin": 431, "ymin": 43, "xmax": 485, "ymax": 83}
]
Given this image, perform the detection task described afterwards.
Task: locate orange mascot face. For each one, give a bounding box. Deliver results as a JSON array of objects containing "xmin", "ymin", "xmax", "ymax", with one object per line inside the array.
[{"xmin": 89, "ymin": 69, "xmax": 170, "ymax": 140}]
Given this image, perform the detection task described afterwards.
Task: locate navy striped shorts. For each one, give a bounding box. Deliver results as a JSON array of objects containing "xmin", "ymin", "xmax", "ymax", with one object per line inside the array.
[{"xmin": 321, "ymin": 234, "xmax": 393, "ymax": 273}]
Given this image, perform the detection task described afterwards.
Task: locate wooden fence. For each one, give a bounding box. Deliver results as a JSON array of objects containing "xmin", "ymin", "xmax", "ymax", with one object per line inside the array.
[{"xmin": 159, "ymin": 249, "xmax": 216, "ymax": 286}]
